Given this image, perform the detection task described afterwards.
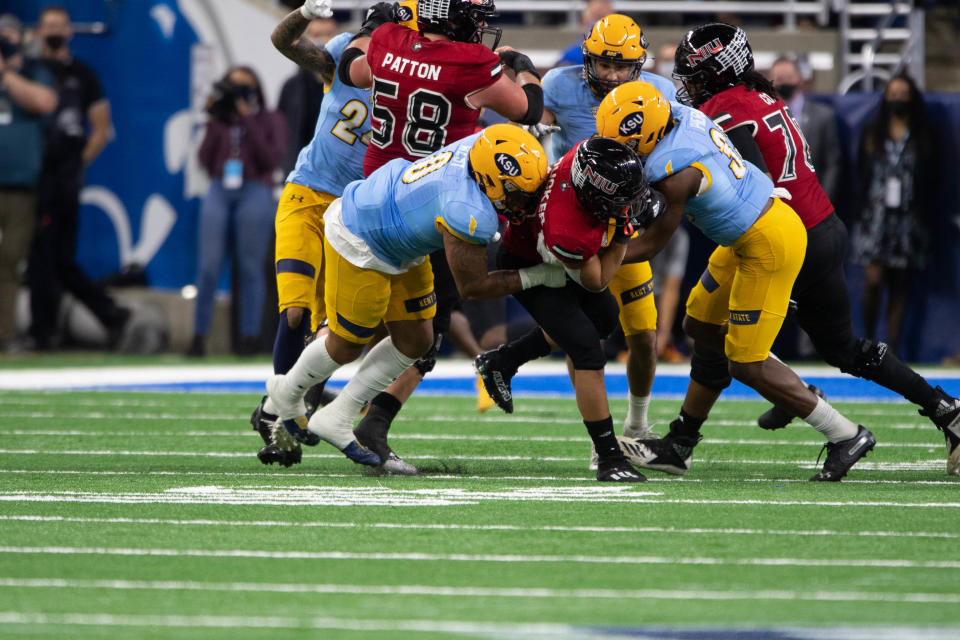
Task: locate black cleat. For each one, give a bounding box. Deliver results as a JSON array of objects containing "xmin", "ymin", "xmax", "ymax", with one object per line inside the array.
[
  {"xmin": 474, "ymin": 346, "xmax": 518, "ymax": 414},
  {"xmin": 257, "ymin": 443, "xmax": 302, "ymax": 467},
  {"xmin": 617, "ymin": 435, "xmax": 693, "ymax": 476},
  {"xmin": 919, "ymin": 386, "xmax": 960, "ymax": 475},
  {"xmin": 597, "ymin": 456, "xmax": 647, "ymax": 482},
  {"xmin": 354, "ymin": 412, "xmax": 417, "ymax": 476},
  {"xmin": 250, "ymin": 395, "xmax": 278, "ymax": 446},
  {"xmin": 810, "ymin": 425, "xmax": 876, "ymax": 482},
  {"xmin": 757, "ymin": 384, "xmax": 826, "ymax": 430}
]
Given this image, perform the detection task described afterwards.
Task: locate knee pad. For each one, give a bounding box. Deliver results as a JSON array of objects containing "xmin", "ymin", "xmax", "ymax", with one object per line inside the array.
[
  {"xmin": 837, "ymin": 338, "xmax": 888, "ymax": 380},
  {"xmin": 689, "ymin": 341, "xmax": 732, "ymax": 391},
  {"xmin": 413, "ymin": 332, "xmax": 443, "ymax": 376},
  {"xmin": 567, "ymin": 341, "xmax": 607, "ymax": 371}
]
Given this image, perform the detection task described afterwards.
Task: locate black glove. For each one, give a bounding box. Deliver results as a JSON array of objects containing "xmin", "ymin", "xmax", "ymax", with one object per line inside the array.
[
  {"xmin": 631, "ymin": 188, "xmax": 666, "ymax": 230},
  {"xmin": 613, "ymin": 219, "xmax": 635, "ymax": 245},
  {"xmin": 498, "ymin": 50, "xmax": 541, "ymax": 80},
  {"xmin": 358, "ymin": 2, "xmax": 397, "ymax": 37}
]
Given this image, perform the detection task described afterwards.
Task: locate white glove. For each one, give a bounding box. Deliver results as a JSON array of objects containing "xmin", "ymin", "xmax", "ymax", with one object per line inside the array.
[
  {"xmin": 771, "ymin": 187, "xmax": 792, "ymax": 200},
  {"xmin": 518, "ymin": 262, "xmax": 567, "ymax": 289},
  {"xmin": 522, "ymin": 122, "xmax": 561, "ymax": 142},
  {"xmin": 301, "ymin": 0, "xmax": 334, "ymax": 19}
]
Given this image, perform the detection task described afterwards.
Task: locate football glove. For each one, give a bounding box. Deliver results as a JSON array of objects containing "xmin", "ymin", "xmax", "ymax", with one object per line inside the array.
[
  {"xmin": 612, "ymin": 219, "xmax": 635, "ymax": 245},
  {"xmin": 771, "ymin": 186, "xmax": 793, "ymax": 200},
  {"xmin": 631, "ymin": 188, "xmax": 666, "ymax": 230},
  {"xmin": 300, "ymin": 0, "xmax": 333, "ymax": 20},
  {"xmin": 521, "ymin": 122, "xmax": 561, "ymax": 143},
  {"xmin": 498, "ymin": 49, "xmax": 541, "ymax": 79},
  {"xmin": 357, "ymin": 2, "xmax": 397, "ymax": 36}
]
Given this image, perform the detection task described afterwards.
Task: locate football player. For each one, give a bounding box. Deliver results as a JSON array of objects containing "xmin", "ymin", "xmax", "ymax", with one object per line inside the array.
[
  {"xmin": 596, "ymin": 80, "xmax": 878, "ymax": 482},
  {"xmin": 331, "ymin": 0, "xmax": 545, "ymax": 472},
  {"xmin": 480, "ymin": 15, "xmax": 675, "ymax": 467},
  {"xmin": 479, "ymin": 136, "xmax": 654, "ymax": 482},
  {"xmin": 265, "ymin": 125, "xmax": 565, "ymax": 468},
  {"xmin": 626, "ymin": 23, "xmax": 960, "ymax": 478},
  {"xmin": 251, "ymin": 3, "xmax": 411, "ymax": 468}
]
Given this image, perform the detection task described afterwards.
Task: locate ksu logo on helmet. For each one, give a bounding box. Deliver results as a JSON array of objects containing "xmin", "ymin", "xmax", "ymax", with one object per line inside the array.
[
  {"xmin": 495, "ymin": 152, "xmax": 521, "ymax": 176},
  {"xmin": 618, "ymin": 111, "xmax": 644, "ymax": 136},
  {"xmin": 687, "ymin": 38, "xmax": 723, "ymax": 66}
]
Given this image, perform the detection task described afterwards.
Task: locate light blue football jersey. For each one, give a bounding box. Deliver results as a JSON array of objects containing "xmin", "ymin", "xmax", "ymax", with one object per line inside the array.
[
  {"xmin": 645, "ymin": 103, "xmax": 774, "ymax": 246},
  {"xmin": 340, "ymin": 133, "xmax": 499, "ymax": 270},
  {"xmin": 542, "ymin": 65, "xmax": 677, "ymax": 158},
  {"xmin": 286, "ymin": 32, "xmax": 372, "ymax": 195}
]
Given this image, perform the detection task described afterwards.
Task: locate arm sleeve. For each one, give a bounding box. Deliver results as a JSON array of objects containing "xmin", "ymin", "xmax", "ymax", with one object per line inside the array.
[{"xmin": 726, "ymin": 124, "xmax": 769, "ymax": 175}]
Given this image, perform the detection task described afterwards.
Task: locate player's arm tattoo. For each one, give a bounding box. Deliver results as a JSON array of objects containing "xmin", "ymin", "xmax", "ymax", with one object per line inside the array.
[
  {"xmin": 271, "ymin": 10, "xmax": 336, "ymax": 85},
  {"xmin": 442, "ymin": 229, "xmax": 522, "ymax": 300}
]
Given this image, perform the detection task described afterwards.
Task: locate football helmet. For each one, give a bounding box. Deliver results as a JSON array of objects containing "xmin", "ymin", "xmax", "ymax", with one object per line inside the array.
[
  {"xmin": 395, "ymin": 0, "xmax": 419, "ymax": 30},
  {"xmin": 673, "ymin": 22, "xmax": 754, "ymax": 107},
  {"xmin": 417, "ymin": 0, "xmax": 500, "ymax": 47},
  {"xmin": 570, "ymin": 137, "xmax": 648, "ymax": 223},
  {"xmin": 595, "ymin": 80, "xmax": 672, "ymax": 156},
  {"xmin": 469, "ymin": 123, "xmax": 548, "ymax": 223},
  {"xmin": 581, "ymin": 14, "xmax": 648, "ymax": 97}
]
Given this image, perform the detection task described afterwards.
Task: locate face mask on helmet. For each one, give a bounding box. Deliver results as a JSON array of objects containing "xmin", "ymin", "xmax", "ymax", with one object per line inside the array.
[
  {"xmin": 469, "ymin": 124, "xmax": 548, "ymax": 224},
  {"xmin": 417, "ymin": 0, "xmax": 501, "ymax": 48},
  {"xmin": 673, "ymin": 22, "xmax": 753, "ymax": 108},
  {"xmin": 570, "ymin": 137, "xmax": 647, "ymax": 223},
  {"xmin": 581, "ymin": 14, "xmax": 647, "ymax": 97}
]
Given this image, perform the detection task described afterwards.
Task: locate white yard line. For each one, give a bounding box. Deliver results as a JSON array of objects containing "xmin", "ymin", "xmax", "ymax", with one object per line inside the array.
[
  {"xmin": 2, "ymin": 514, "xmax": 957, "ymax": 540},
  {"xmin": 0, "ymin": 545, "xmax": 957, "ymax": 569},
  {"xmin": 0, "ymin": 577, "xmax": 958, "ymax": 605}
]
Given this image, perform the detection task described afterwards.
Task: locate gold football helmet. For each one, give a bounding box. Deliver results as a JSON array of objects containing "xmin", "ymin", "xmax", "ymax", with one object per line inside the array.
[
  {"xmin": 396, "ymin": 0, "xmax": 418, "ymax": 30},
  {"xmin": 581, "ymin": 14, "xmax": 648, "ymax": 96},
  {"xmin": 469, "ymin": 124, "xmax": 548, "ymax": 223},
  {"xmin": 595, "ymin": 80, "xmax": 672, "ymax": 155}
]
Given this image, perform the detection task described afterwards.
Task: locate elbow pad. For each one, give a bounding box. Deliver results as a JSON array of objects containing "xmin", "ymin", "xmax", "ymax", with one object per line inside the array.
[
  {"xmin": 518, "ymin": 83, "xmax": 544, "ymax": 126},
  {"xmin": 337, "ymin": 47, "xmax": 365, "ymax": 88}
]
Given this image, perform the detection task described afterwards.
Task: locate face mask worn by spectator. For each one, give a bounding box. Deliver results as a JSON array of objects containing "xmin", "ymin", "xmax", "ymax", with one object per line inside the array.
[{"xmin": 887, "ymin": 100, "xmax": 909, "ymax": 117}]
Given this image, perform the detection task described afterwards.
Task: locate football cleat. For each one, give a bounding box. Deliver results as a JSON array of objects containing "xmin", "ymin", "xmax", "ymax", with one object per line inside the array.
[
  {"xmin": 809, "ymin": 425, "xmax": 876, "ymax": 482},
  {"xmin": 591, "ymin": 424, "xmax": 660, "ymax": 470},
  {"xmin": 474, "ymin": 346, "xmax": 518, "ymax": 414},
  {"xmin": 266, "ymin": 374, "xmax": 319, "ymax": 446},
  {"xmin": 257, "ymin": 443, "xmax": 302, "ymax": 467},
  {"xmin": 596, "ymin": 457, "xmax": 647, "ymax": 482},
  {"xmin": 757, "ymin": 384, "xmax": 826, "ymax": 430},
  {"xmin": 249, "ymin": 395, "xmax": 278, "ymax": 446},
  {"xmin": 918, "ymin": 386, "xmax": 960, "ymax": 475},
  {"xmin": 476, "ymin": 373, "xmax": 496, "ymax": 413},
  {"xmin": 380, "ymin": 452, "xmax": 419, "ymax": 476},
  {"xmin": 617, "ymin": 435, "xmax": 692, "ymax": 476},
  {"xmin": 354, "ymin": 411, "xmax": 417, "ymax": 475},
  {"xmin": 308, "ymin": 404, "xmax": 381, "ymax": 467}
]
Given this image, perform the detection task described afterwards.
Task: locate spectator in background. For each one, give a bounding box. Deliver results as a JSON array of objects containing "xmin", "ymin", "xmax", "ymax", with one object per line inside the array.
[
  {"xmin": 768, "ymin": 56, "xmax": 842, "ymax": 205},
  {"xmin": 854, "ymin": 73, "xmax": 936, "ymax": 356},
  {"xmin": 191, "ymin": 65, "xmax": 287, "ymax": 356},
  {"xmin": 555, "ymin": 0, "xmax": 613, "ymax": 67},
  {"xmin": 0, "ymin": 13, "xmax": 57, "ymax": 352},
  {"xmin": 277, "ymin": 17, "xmax": 336, "ymax": 174},
  {"xmin": 653, "ymin": 43, "xmax": 679, "ymax": 88},
  {"xmin": 27, "ymin": 4, "xmax": 129, "ymax": 351}
]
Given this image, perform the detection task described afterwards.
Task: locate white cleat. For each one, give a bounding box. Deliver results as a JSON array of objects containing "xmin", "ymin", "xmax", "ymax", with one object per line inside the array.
[
  {"xmin": 588, "ymin": 443, "xmax": 598, "ymax": 471},
  {"xmin": 380, "ymin": 452, "xmax": 418, "ymax": 476},
  {"xmin": 623, "ymin": 424, "xmax": 661, "ymax": 440},
  {"xmin": 266, "ymin": 375, "xmax": 317, "ymax": 446}
]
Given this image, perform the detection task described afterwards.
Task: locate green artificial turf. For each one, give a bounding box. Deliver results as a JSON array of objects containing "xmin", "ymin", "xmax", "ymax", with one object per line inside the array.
[{"xmin": 0, "ymin": 390, "xmax": 958, "ymax": 639}]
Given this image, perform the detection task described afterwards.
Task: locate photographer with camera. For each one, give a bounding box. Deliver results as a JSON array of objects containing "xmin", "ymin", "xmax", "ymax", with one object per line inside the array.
[
  {"xmin": 192, "ymin": 66, "xmax": 287, "ymax": 356},
  {"xmin": 0, "ymin": 12, "xmax": 57, "ymax": 352}
]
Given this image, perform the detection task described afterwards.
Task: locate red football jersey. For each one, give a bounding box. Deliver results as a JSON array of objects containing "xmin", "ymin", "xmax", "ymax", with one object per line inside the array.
[
  {"xmin": 503, "ymin": 144, "xmax": 611, "ymax": 264},
  {"xmin": 700, "ymin": 85, "xmax": 833, "ymax": 229},
  {"xmin": 362, "ymin": 23, "xmax": 503, "ymax": 175}
]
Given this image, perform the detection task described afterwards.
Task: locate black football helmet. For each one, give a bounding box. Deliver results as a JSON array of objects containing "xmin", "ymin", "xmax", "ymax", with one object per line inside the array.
[
  {"xmin": 673, "ymin": 23, "xmax": 754, "ymax": 107},
  {"xmin": 417, "ymin": 0, "xmax": 501, "ymax": 48},
  {"xmin": 570, "ymin": 137, "xmax": 648, "ymax": 223}
]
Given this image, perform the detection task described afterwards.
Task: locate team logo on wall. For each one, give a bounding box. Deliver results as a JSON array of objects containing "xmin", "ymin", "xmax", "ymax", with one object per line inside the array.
[
  {"xmin": 618, "ymin": 112, "xmax": 644, "ymax": 136},
  {"xmin": 495, "ymin": 153, "xmax": 521, "ymax": 176}
]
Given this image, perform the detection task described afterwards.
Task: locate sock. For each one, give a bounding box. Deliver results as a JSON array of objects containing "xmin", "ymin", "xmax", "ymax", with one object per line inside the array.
[
  {"xmin": 263, "ymin": 396, "xmax": 278, "ymax": 415},
  {"xmin": 866, "ymin": 349, "xmax": 940, "ymax": 410},
  {"xmin": 272, "ymin": 310, "xmax": 311, "ymax": 374},
  {"xmin": 803, "ymin": 396, "xmax": 859, "ymax": 443},
  {"xmin": 284, "ymin": 333, "xmax": 340, "ymax": 395},
  {"xmin": 623, "ymin": 393, "xmax": 651, "ymax": 432},
  {"xmin": 324, "ymin": 337, "xmax": 416, "ymax": 424},
  {"xmin": 502, "ymin": 328, "xmax": 551, "ymax": 371},
  {"xmin": 584, "ymin": 416, "xmax": 622, "ymax": 462},
  {"xmin": 667, "ymin": 409, "xmax": 705, "ymax": 446},
  {"xmin": 369, "ymin": 391, "xmax": 403, "ymax": 421}
]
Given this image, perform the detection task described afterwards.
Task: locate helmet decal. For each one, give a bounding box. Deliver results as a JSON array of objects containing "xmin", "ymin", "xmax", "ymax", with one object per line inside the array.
[
  {"xmin": 618, "ymin": 111, "xmax": 645, "ymax": 136},
  {"xmin": 686, "ymin": 38, "xmax": 723, "ymax": 66},
  {"xmin": 494, "ymin": 152, "xmax": 521, "ymax": 177}
]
